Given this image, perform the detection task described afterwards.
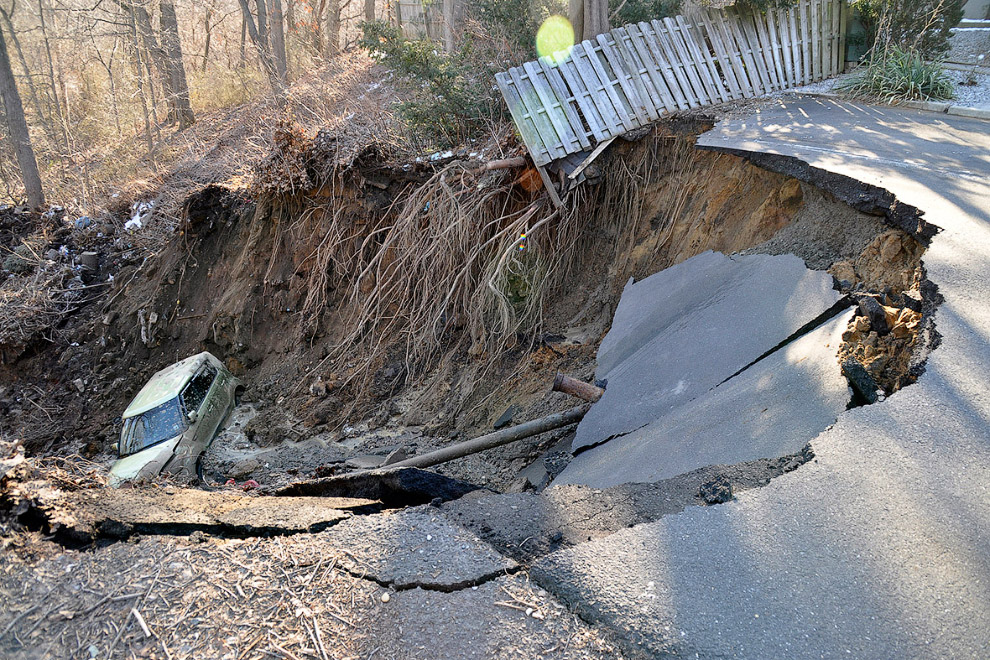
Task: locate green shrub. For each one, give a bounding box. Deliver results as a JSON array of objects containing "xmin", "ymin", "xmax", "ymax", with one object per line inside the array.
[
  {"xmin": 3, "ymin": 244, "xmax": 36, "ymax": 275},
  {"xmin": 732, "ymin": 0, "xmax": 798, "ymax": 13},
  {"xmin": 359, "ymin": 20, "xmax": 504, "ymax": 146},
  {"xmin": 851, "ymin": 0, "xmax": 964, "ymax": 58},
  {"xmin": 609, "ymin": 0, "xmax": 683, "ymax": 25},
  {"xmin": 837, "ymin": 43, "xmax": 954, "ymax": 101},
  {"xmin": 466, "ymin": 0, "xmax": 566, "ymax": 55}
]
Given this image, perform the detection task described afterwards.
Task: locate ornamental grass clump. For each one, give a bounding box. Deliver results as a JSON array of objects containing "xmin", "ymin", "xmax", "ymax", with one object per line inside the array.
[{"xmin": 838, "ymin": 44, "xmax": 954, "ymax": 102}]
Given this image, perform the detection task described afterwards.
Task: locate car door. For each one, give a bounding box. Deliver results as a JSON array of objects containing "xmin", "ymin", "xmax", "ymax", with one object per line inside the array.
[
  {"xmin": 199, "ymin": 364, "xmax": 227, "ymax": 446},
  {"xmin": 180, "ymin": 363, "xmax": 219, "ymax": 454}
]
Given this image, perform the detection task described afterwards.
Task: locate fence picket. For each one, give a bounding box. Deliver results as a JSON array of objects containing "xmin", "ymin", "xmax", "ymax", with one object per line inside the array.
[
  {"xmin": 626, "ymin": 23, "xmax": 680, "ymax": 111},
  {"xmin": 498, "ymin": 0, "xmax": 844, "ymax": 170},
  {"xmin": 699, "ymin": 12, "xmax": 745, "ymax": 99}
]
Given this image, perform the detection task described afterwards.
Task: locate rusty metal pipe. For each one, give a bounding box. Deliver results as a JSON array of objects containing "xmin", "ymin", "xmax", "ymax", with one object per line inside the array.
[
  {"xmin": 382, "ymin": 404, "xmax": 590, "ymax": 471},
  {"xmin": 552, "ymin": 373, "xmax": 605, "ymax": 402}
]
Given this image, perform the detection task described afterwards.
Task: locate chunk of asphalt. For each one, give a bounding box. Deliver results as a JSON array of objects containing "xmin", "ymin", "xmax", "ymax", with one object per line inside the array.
[
  {"xmin": 858, "ymin": 295, "xmax": 890, "ymax": 335},
  {"xmin": 50, "ymin": 488, "xmax": 378, "ymax": 542},
  {"xmin": 574, "ymin": 251, "xmax": 842, "ymax": 452},
  {"xmin": 493, "ymin": 404, "xmax": 522, "ymax": 429},
  {"xmin": 554, "ymin": 309, "xmax": 854, "ymax": 489},
  {"xmin": 842, "ymin": 359, "xmax": 881, "ymax": 405},
  {"xmin": 319, "ymin": 507, "xmax": 516, "ymax": 590}
]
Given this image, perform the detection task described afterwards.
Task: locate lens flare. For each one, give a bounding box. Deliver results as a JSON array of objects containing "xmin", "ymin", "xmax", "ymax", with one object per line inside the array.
[{"xmin": 536, "ymin": 16, "xmax": 575, "ymax": 65}]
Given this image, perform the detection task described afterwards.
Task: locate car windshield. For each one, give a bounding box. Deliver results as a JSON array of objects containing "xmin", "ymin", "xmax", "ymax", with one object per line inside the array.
[{"xmin": 119, "ymin": 397, "xmax": 188, "ymax": 457}]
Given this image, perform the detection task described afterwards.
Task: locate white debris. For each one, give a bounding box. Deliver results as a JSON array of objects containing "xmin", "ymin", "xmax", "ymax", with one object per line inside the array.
[{"xmin": 126, "ymin": 200, "xmax": 155, "ymax": 231}]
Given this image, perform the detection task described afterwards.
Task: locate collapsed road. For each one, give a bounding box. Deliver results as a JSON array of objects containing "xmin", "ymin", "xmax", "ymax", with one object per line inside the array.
[{"xmin": 1, "ymin": 96, "xmax": 988, "ymax": 659}]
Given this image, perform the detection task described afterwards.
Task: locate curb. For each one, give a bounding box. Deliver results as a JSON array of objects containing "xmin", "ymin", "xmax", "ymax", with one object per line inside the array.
[{"xmin": 791, "ymin": 90, "xmax": 990, "ymax": 121}]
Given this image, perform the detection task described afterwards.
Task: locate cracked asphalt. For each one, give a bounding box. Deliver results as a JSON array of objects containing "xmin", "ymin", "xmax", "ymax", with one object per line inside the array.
[{"xmin": 527, "ymin": 97, "xmax": 990, "ymax": 659}]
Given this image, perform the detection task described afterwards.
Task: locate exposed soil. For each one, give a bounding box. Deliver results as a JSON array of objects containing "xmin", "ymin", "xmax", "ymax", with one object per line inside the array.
[{"xmin": 0, "ymin": 118, "xmax": 935, "ymax": 496}]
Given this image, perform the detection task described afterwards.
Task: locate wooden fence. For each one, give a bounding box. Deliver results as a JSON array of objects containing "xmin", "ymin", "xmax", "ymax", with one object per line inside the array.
[{"xmin": 496, "ymin": 0, "xmax": 847, "ymax": 167}]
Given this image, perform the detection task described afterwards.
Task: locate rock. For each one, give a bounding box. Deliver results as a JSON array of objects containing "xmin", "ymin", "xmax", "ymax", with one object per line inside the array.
[
  {"xmin": 309, "ymin": 378, "xmax": 328, "ymax": 397},
  {"xmin": 345, "ymin": 455, "xmax": 385, "ymax": 470},
  {"xmin": 841, "ymin": 359, "xmax": 880, "ymax": 404},
  {"xmin": 505, "ymin": 477, "xmax": 530, "ymax": 493},
  {"xmin": 858, "ymin": 296, "xmax": 889, "ymax": 335},
  {"xmin": 79, "ymin": 251, "xmax": 99, "ymax": 271},
  {"xmin": 829, "ymin": 260, "xmax": 857, "ymax": 284},
  {"xmin": 699, "ymin": 475, "xmax": 733, "ymax": 504},
  {"xmin": 901, "ymin": 289, "xmax": 924, "ymax": 313},
  {"xmin": 493, "ymin": 404, "xmax": 522, "ymax": 429},
  {"xmin": 45, "ymin": 248, "xmax": 59, "ymax": 261},
  {"xmin": 228, "ymin": 458, "xmax": 261, "ymax": 479},
  {"xmin": 72, "ymin": 378, "xmax": 86, "ymax": 393},
  {"xmin": 382, "ymin": 447, "xmax": 408, "ymax": 466}
]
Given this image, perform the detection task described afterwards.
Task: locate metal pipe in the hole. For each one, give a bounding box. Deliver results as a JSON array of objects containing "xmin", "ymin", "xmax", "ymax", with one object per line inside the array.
[
  {"xmin": 552, "ymin": 372, "xmax": 605, "ymax": 402},
  {"xmin": 381, "ymin": 404, "xmax": 590, "ymax": 471}
]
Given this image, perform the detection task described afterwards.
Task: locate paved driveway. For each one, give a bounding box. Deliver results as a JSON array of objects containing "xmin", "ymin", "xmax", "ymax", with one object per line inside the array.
[{"xmin": 532, "ymin": 97, "xmax": 990, "ymax": 659}]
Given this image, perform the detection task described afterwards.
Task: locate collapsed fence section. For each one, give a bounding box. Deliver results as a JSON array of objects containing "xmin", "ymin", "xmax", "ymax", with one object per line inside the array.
[{"xmin": 497, "ymin": 0, "xmax": 847, "ymax": 166}]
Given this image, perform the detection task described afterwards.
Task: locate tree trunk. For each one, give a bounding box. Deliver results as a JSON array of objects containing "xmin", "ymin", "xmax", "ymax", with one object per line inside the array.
[
  {"xmin": 128, "ymin": 4, "xmax": 155, "ymax": 154},
  {"xmin": 286, "ymin": 0, "xmax": 296, "ymax": 32},
  {"xmin": 569, "ymin": 0, "xmax": 608, "ymax": 42},
  {"xmin": 239, "ymin": 14, "xmax": 247, "ymax": 68},
  {"xmin": 130, "ymin": 2, "xmax": 176, "ymax": 123},
  {"xmin": 159, "ymin": 1, "xmax": 195, "ymax": 129},
  {"xmin": 236, "ymin": 0, "xmax": 286, "ymax": 100},
  {"xmin": 0, "ymin": 23, "xmax": 44, "ymax": 207},
  {"xmin": 202, "ymin": 8, "xmax": 212, "ymax": 72},
  {"xmin": 0, "ymin": 7, "xmax": 52, "ymax": 141},
  {"xmin": 268, "ymin": 0, "xmax": 288, "ymax": 83},
  {"xmin": 324, "ymin": 0, "xmax": 340, "ymax": 57},
  {"xmin": 442, "ymin": 0, "xmax": 453, "ymax": 52},
  {"xmin": 364, "ymin": 0, "xmax": 374, "ymax": 22},
  {"xmin": 255, "ymin": 0, "xmax": 269, "ymax": 53},
  {"xmin": 36, "ymin": 0, "xmax": 68, "ymax": 154}
]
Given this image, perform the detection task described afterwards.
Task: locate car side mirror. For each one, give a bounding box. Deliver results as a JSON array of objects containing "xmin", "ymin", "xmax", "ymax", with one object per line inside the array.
[
  {"xmin": 188, "ymin": 410, "xmax": 199, "ymax": 424},
  {"xmin": 111, "ymin": 442, "xmax": 119, "ymax": 454}
]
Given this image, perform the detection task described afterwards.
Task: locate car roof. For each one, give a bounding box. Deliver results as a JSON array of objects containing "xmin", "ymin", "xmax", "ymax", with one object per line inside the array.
[{"xmin": 122, "ymin": 352, "xmax": 220, "ymax": 419}]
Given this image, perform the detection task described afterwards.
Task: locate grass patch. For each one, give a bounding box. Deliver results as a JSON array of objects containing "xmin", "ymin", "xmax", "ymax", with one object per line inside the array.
[{"xmin": 838, "ymin": 44, "xmax": 954, "ymax": 102}]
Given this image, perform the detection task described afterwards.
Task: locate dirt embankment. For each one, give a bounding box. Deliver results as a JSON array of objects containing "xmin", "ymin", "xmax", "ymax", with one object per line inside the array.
[{"xmin": 1, "ymin": 119, "xmax": 933, "ymax": 492}]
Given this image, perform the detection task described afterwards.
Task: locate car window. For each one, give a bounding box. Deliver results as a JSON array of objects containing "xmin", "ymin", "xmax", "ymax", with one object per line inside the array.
[
  {"xmin": 119, "ymin": 397, "xmax": 188, "ymax": 456},
  {"xmin": 181, "ymin": 364, "xmax": 217, "ymax": 414}
]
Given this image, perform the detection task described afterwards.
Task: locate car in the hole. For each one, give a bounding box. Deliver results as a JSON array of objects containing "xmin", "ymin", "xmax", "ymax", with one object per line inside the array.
[{"xmin": 108, "ymin": 352, "xmax": 241, "ymax": 487}]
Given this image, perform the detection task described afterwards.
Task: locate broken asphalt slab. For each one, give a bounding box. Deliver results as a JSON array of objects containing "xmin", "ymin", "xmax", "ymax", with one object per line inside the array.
[
  {"xmin": 555, "ymin": 308, "xmax": 854, "ymax": 488},
  {"xmin": 574, "ymin": 251, "xmax": 843, "ymax": 452},
  {"xmin": 306, "ymin": 507, "xmax": 517, "ymax": 591},
  {"xmin": 39, "ymin": 487, "xmax": 378, "ymax": 541},
  {"xmin": 523, "ymin": 98, "xmax": 990, "ymax": 659}
]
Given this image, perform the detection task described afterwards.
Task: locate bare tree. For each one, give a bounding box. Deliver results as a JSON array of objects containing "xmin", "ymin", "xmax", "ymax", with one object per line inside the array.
[
  {"xmin": 127, "ymin": 2, "xmax": 156, "ymax": 153},
  {"xmin": 237, "ymin": 0, "xmax": 286, "ymax": 99},
  {"xmin": 0, "ymin": 18, "xmax": 44, "ymax": 207},
  {"xmin": 159, "ymin": 0, "xmax": 194, "ymax": 128},
  {"xmin": 324, "ymin": 0, "xmax": 339, "ymax": 56},
  {"xmin": 569, "ymin": 0, "xmax": 608, "ymax": 42},
  {"xmin": 268, "ymin": 0, "xmax": 287, "ymax": 81},
  {"xmin": 364, "ymin": 0, "xmax": 373, "ymax": 22}
]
